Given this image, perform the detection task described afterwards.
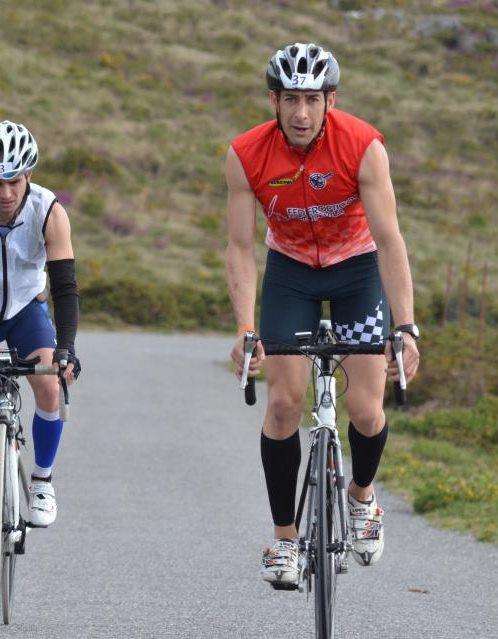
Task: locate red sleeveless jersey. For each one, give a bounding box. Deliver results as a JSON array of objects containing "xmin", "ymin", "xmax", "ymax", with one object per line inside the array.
[{"xmin": 231, "ymin": 109, "xmax": 383, "ymax": 268}]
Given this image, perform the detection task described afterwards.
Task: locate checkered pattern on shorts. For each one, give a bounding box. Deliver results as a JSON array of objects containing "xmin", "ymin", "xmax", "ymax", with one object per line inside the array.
[{"xmin": 333, "ymin": 302, "xmax": 385, "ymax": 345}]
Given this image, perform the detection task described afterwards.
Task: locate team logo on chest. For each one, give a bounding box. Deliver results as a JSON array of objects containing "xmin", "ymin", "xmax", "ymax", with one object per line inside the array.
[
  {"xmin": 268, "ymin": 167, "xmax": 304, "ymax": 187},
  {"xmin": 309, "ymin": 171, "xmax": 334, "ymax": 190}
]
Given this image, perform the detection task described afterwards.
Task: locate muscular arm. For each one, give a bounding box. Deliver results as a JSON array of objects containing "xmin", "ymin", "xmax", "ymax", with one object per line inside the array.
[
  {"xmin": 358, "ymin": 139, "xmax": 414, "ymax": 327},
  {"xmin": 225, "ymin": 145, "xmax": 258, "ymax": 333},
  {"xmin": 45, "ymin": 202, "xmax": 74, "ymax": 261},
  {"xmin": 44, "ymin": 202, "xmax": 79, "ymax": 353}
]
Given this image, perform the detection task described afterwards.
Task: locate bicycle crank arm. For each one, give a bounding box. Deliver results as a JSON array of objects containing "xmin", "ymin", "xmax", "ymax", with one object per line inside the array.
[{"xmin": 297, "ymin": 554, "xmax": 308, "ymax": 593}]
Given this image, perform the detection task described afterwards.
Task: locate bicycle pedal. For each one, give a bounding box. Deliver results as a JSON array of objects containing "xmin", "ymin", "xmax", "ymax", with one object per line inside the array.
[
  {"xmin": 270, "ymin": 582, "xmax": 299, "ymax": 591},
  {"xmin": 14, "ymin": 542, "xmax": 25, "ymax": 555},
  {"xmin": 25, "ymin": 521, "xmax": 48, "ymax": 529}
]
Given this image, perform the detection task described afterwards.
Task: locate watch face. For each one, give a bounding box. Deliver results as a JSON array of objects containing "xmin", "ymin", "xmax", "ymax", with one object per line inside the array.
[{"xmin": 412, "ymin": 324, "xmax": 420, "ymax": 338}]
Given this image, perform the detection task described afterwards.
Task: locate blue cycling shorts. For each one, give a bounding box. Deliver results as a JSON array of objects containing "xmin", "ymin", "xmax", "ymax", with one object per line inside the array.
[
  {"xmin": 260, "ymin": 249, "xmax": 390, "ymax": 345},
  {"xmin": 0, "ymin": 298, "xmax": 56, "ymax": 359}
]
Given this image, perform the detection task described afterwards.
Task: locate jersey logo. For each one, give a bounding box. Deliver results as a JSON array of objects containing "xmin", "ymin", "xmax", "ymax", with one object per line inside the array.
[
  {"xmin": 309, "ymin": 171, "xmax": 334, "ymax": 190},
  {"xmin": 269, "ymin": 167, "xmax": 303, "ymax": 188}
]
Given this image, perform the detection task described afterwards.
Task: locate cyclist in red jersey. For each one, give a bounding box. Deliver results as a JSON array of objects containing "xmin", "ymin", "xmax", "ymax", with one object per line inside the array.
[{"xmin": 226, "ymin": 43, "xmax": 419, "ymax": 584}]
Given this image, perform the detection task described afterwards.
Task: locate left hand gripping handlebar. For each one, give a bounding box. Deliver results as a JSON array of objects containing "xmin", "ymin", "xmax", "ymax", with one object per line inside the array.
[{"xmin": 241, "ymin": 332, "xmax": 258, "ymax": 405}]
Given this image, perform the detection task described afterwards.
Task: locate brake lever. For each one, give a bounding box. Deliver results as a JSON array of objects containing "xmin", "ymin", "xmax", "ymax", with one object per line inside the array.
[
  {"xmin": 57, "ymin": 364, "xmax": 70, "ymax": 421},
  {"xmin": 241, "ymin": 332, "xmax": 258, "ymax": 406},
  {"xmin": 391, "ymin": 331, "xmax": 407, "ymax": 407},
  {"xmin": 240, "ymin": 331, "xmax": 258, "ymax": 390}
]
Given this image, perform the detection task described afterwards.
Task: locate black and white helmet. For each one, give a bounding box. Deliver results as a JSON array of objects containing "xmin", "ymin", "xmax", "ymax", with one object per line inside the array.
[
  {"xmin": 267, "ymin": 43, "xmax": 340, "ymax": 92},
  {"xmin": 0, "ymin": 120, "xmax": 38, "ymax": 181}
]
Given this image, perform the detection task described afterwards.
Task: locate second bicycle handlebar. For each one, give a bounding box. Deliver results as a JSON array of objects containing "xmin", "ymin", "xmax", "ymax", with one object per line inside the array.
[{"xmin": 1, "ymin": 361, "xmax": 70, "ymax": 421}]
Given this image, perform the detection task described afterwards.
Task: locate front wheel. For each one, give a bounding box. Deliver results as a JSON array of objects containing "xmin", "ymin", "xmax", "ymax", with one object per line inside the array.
[
  {"xmin": 314, "ymin": 428, "xmax": 333, "ymax": 639},
  {"xmin": 1, "ymin": 552, "xmax": 15, "ymax": 625},
  {"xmin": 1, "ymin": 430, "xmax": 18, "ymax": 625}
]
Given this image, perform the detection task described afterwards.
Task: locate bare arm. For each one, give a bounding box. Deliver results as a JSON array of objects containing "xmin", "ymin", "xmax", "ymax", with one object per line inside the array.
[
  {"xmin": 358, "ymin": 139, "xmax": 413, "ymax": 326},
  {"xmin": 225, "ymin": 145, "xmax": 258, "ymax": 333},
  {"xmin": 225, "ymin": 146, "xmax": 265, "ymax": 377},
  {"xmin": 44, "ymin": 202, "xmax": 74, "ymax": 260},
  {"xmin": 359, "ymin": 139, "xmax": 419, "ymax": 382}
]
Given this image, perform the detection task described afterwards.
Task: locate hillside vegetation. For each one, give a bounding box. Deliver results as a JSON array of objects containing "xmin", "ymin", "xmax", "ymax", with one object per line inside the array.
[{"xmin": 1, "ymin": 0, "xmax": 497, "ymax": 362}]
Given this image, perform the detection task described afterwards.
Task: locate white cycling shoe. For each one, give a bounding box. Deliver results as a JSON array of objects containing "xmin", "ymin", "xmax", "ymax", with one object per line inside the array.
[
  {"xmin": 261, "ymin": 538, "xmax": 299, "ymax": 585},
  {"xmin": 28, "ymin": 479, "xmax": 57, "ymax": 527},
  {"xmin": 348, "ymin": 493, "xmax": 384, "ymax": 566}
]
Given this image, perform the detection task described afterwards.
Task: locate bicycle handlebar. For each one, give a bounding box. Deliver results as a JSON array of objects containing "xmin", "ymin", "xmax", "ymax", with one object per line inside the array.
[
  {"xmin": 240, "ymin": 333, "xmax": 408, "ymax": 409},
  {"xmin": 263, "ymin": 343, "xmax": 385, "ymax": 356},
  {"xmin": 0, "ymin": 359, "xmax": 70, "ymax": 421}
]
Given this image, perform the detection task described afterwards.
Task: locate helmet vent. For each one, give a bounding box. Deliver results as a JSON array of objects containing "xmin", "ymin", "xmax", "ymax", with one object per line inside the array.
[
  {"xmin": 309, "ymin": 47, "xmax": 318, "ymax": 58},
  {"xmin": 297, "ymin": 57, "xmax": 307, "ymax": 73},
  {"xmin": 313, "ymin": 59, "xmax": 326, "ymax": 78},
  {"xmin": 8, "ymin": 137, "xmax": 15, "ymax": 154},
  {"xmin": 289, "ymin": 45, "xmax": 298, "ymax": 57},
  {"xmin": 280, "ymin": 58, "xmax": 292, "ymax": 79}
]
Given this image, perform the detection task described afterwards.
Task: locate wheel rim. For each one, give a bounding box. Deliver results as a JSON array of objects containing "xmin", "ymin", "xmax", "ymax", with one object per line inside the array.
[{"xmin": 313, "ymin": 429, "xmax": 332, "ymax": 638}]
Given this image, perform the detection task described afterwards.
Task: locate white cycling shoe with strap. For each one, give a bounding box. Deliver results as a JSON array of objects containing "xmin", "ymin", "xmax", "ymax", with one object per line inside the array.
[
  {"xmin": 348, "ymin": 493, "xmax": 384, "ymax": 566},
  {"xmin": 261, "ymin": 538, "xmax": 299, "ymax": 585},
  {"xmin": 28, "ymin": 479, "xmax": 57, "ymax": 527}
]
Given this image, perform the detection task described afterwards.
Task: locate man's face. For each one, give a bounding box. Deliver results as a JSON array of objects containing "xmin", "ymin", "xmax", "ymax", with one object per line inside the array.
[
  {"xmin": 270, "ymin": 90, "xmax": 335, "ymax": 148},
  {"xmin": 0, "ymin": 174, "xmax": 29, "ymax": 218}
]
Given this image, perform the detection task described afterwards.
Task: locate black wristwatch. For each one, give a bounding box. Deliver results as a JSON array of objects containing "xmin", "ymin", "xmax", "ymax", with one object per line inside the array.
[{"xmin": 394, "ymin": 323, "xmax": 420, "ymax": 340}]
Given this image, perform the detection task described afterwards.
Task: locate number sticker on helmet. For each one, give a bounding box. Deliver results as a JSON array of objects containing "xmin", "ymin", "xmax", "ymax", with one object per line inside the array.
[
  {"xmin": 0, "ymin": 162, "xmax": 14, "ymax": 174},
  {"xmin": 291, "ymin": 73, "xmax": 313, "ymax": 87}
]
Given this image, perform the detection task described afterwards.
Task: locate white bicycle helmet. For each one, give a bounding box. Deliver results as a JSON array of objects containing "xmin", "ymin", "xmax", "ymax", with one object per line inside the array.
[
  {"xmin": 0, "ymin": 120, "xmax": 38, "ymax": 181},
  {"xmin": 266, "ymin": 43, "xmax": 340, "ymax": 92}
]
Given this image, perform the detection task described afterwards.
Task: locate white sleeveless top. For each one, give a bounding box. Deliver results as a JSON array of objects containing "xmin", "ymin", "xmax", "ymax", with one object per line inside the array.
[{"xmin": 0, "ymin": 183, "xmax": 57, "ymax": 321}]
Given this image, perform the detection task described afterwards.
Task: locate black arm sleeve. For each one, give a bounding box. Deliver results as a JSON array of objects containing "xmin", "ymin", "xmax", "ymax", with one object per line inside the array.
[{"xmin": 47, "ymin": 259, "xmax": 79, "ymax": 352}]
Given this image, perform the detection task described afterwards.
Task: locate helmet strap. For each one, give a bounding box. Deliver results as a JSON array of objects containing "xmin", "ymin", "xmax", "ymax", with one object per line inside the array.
[{"xmin": 275, "ymin": 92, "xmax": 284, "ymax": 132}]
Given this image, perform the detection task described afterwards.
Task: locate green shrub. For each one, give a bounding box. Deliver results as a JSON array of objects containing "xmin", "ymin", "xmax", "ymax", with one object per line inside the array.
[
  {"xmin": 80, "ymin": 193, "xmax": 105, "ymax": 218},
  {"xmin": 413, "ymin": 471, "xmax": 498, "ymax": 513},
  {"xmin": 79, "ymin": 275, "xmax": 233, "ymax": 331},
  {"xmin": 47, "ymin": 148, "xmax": 120, "ymax": 178},
  {"xmin": 391, "ymin": 323, "xmax": 498, "ymax": 406},
  {"xmin": 393, "ymin": 396, "xmax": 498, "ymax": 449}
]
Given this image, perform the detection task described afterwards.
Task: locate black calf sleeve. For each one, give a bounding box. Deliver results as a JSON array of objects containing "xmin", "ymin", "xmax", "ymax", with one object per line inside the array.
[
  {"xmin": 348, "ymin": 421, "xmax": 388, "ymax": 488},
  {"xmin": 261, "ymin": 430, "xmax": 301, "ymax": 527}
]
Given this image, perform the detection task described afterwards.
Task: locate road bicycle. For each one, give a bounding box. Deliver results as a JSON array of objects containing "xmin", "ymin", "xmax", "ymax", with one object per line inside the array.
[
  {"xmin": 0, "ymin": 350, "xmax": 69, "ymax": 625},
  {"xmin": 241, "ymin": 320, "xmax": 406, "ymax": 639}
]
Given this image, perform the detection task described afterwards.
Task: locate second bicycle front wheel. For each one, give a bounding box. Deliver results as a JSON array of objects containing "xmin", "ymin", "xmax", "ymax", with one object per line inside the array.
[
  {"xmin": 314, "ymin": 428, "xmax": 333, "ymax": 639},
  {"xmin": 1, "ymin": 430, "xmax": 18, "ymax": 625}
]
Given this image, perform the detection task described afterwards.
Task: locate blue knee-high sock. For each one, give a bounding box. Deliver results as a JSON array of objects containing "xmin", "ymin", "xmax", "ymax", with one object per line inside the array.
[{"xmin": 32, "ymin": 409, "xmax": 64, "ymax": 474}]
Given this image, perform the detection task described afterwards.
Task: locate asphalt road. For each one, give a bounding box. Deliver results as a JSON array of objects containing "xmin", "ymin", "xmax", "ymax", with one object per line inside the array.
[{"xmin": 6, "ymin": 332, "xmax": 498, "ymax": 638}]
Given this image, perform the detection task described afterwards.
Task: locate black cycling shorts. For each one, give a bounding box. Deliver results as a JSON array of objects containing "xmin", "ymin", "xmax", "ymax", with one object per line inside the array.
[{"xmin": 260, "ymin": 249, "xmax": 390, "ymax": 345}]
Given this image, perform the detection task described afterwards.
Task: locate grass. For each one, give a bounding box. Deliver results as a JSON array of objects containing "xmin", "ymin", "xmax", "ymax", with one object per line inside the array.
[{"xmin": 379, "ymin": 396, "xmax": 498, "ymax": 542}]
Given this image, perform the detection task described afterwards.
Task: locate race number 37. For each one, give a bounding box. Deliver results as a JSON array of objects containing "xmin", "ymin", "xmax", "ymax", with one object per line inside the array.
[{"xmin": 291, "ymin": 73, "xmax": 312, "ymax": 87}]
